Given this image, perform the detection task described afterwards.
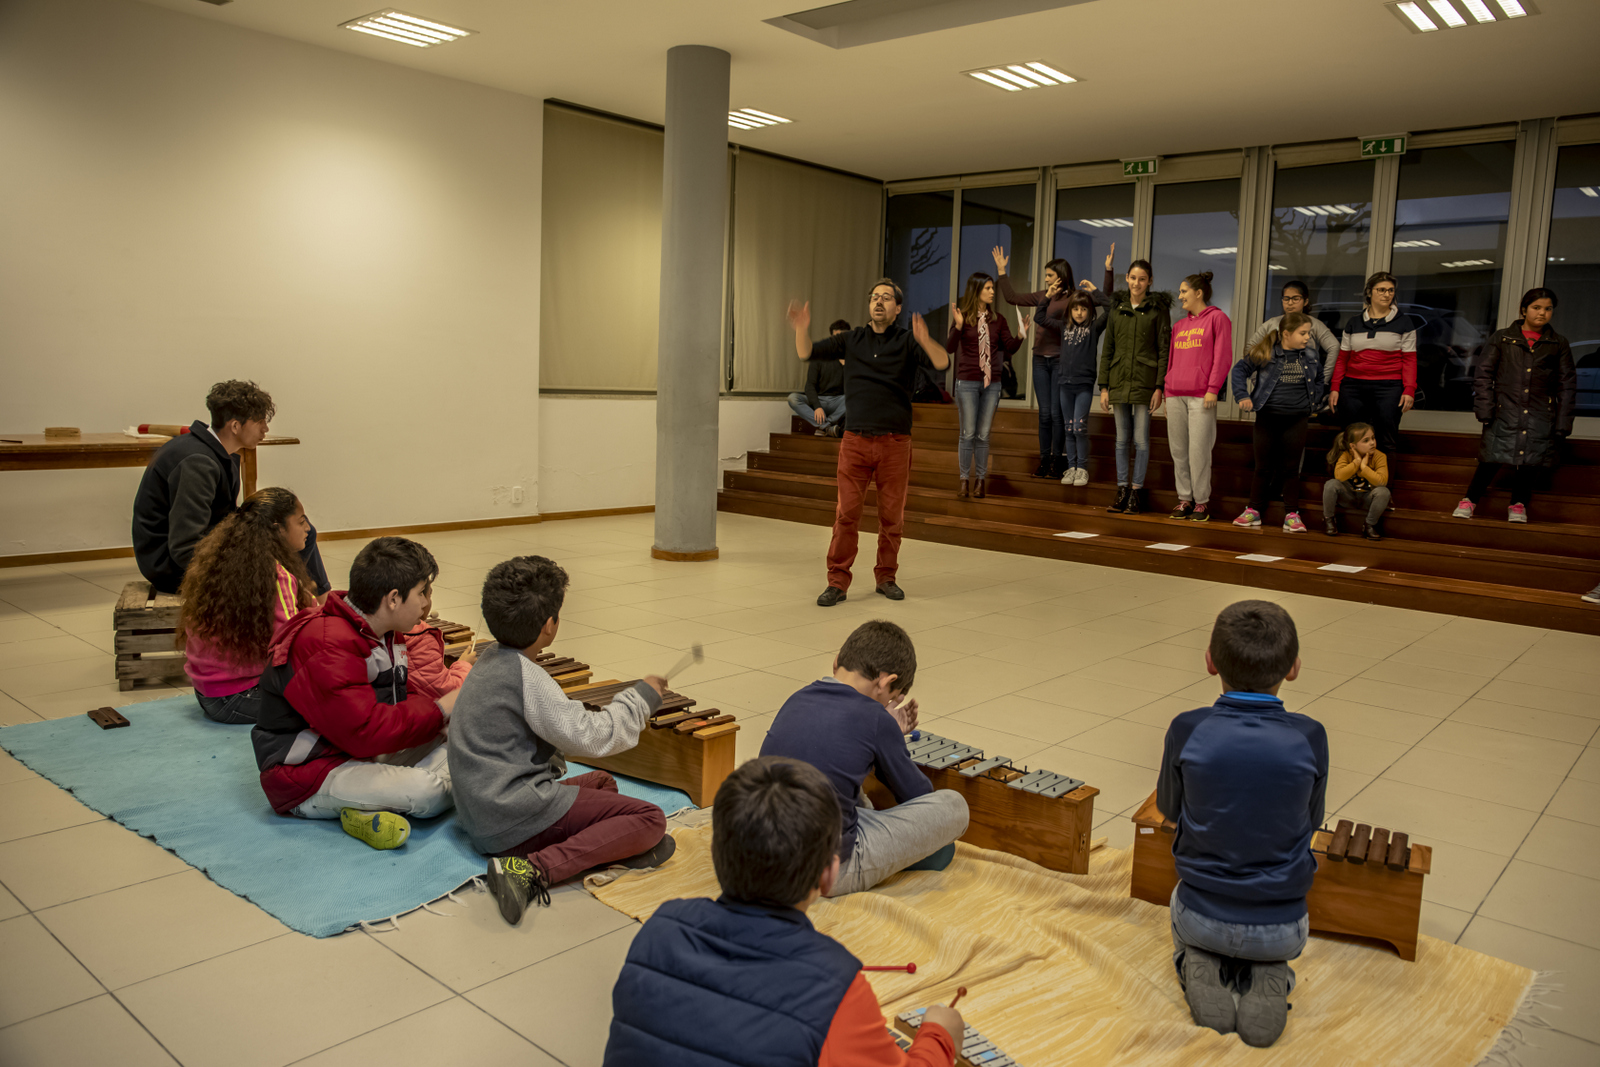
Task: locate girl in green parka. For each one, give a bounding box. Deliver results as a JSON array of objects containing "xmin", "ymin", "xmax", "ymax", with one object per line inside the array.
[{"xmin": 1098, "ymin": 258, "xmax": 1173, "ymax": 513}]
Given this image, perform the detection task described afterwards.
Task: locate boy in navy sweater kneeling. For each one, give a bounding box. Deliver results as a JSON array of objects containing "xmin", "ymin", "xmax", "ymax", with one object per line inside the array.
[
  {"xmin": 761, "ymin": 620, "xmax": 969, "ymax": 895},
  {"xmin": 604, "ymin": 757, "xmax": 961, "ymax": 1066},
  {"xmin": 1158, "ymin": 600, "xmax": 1328, "ymax": 1048}
]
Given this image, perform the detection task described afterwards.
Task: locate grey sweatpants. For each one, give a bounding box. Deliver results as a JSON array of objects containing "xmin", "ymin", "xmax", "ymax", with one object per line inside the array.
[
  {"xmin": 1321, "ymin": 479, "xmax": 1391, "ymax": 525},
  {"xmin": 829, "ymin": 790, "xmax": 969, "ymax": 896}
]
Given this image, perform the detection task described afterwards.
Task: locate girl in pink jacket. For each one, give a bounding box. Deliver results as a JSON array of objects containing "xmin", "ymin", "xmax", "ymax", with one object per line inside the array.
[{"xmin": 1164, "ymin": 272, "xmax": 1233, "ymax": 522}]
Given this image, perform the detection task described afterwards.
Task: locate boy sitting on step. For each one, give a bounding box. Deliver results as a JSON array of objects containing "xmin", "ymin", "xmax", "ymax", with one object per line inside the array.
[
  {"xmin": 603, "ymin": 756, "xmax": 962, "ymax": 1066},
  {"xmin": 760, "ymin": 620, "xmax": 969, "ymax": 896},
  {"xmin": 252, "ymin": 537, "xmax": 455, "ymax": 850},
  {"xmin": 450, "ymin": 556, "xmax": 676, "ymax": 927},
  {"xmin": 1158, "ymin": 600, "xmax": 1328, "ymax": 1048}
]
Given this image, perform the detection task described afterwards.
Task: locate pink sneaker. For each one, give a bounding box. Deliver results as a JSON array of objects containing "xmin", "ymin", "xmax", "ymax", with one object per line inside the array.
[
  {"xmin": 1451, "ymin": 499, "xmax": 1475, "ymax": 519},
  {"xmin": 1508, "ymin": 504, "xmax": 1528, "ymax": 524},
  {"xmin": 1233, "ymin": 507, "xmax": 1261, "ymax": 528},
  {"xmin": 1283, "ymin": 512, "xmax": 1308, "ymax": 533}
]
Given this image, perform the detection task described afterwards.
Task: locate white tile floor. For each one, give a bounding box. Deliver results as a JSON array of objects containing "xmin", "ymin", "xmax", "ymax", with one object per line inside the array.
[{"xmin": 0, "ymin": 511, "xmax": 1596, "ymax": 1065}]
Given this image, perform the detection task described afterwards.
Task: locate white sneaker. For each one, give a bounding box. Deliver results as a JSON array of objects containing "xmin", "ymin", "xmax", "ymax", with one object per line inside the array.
[
  {"xmin": 1075, "ymin": 468, "xmax": 1089, "ymax": 487},
  {"xmin": 1060, "ymin": 468, "xmax": 1074, "ymax": 485},
  {"xmin": 1451, "ymin": 499, "xmax": 1475, "ymax": 519}
]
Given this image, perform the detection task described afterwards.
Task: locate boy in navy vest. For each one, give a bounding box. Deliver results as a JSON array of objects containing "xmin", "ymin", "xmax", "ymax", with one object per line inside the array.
[
  {"xmin": 604, "ymin": 756, "xmax": 961, "ymax": 1066},
  {"xmin": 1157, "ymin": 600, "xmax": 1328, "ymax": 1048},
  {"xmin": 131, "ymin": 379, "xmax": 329, "ymax": 596},
  {"xmin": 761, "ymin": 620, "xmax": 968, "ymax": 896}
]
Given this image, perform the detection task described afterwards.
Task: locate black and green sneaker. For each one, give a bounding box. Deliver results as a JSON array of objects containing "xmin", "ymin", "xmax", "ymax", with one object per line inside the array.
[{"xmin": 485, "ymin": 856, "xmax": 551, "ymax": 927}]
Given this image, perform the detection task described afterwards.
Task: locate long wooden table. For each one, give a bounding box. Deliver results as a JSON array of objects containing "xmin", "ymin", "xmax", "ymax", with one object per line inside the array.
[{"xmin": 0, "ymin": 433, "xmax": 299, "ymax": 496}]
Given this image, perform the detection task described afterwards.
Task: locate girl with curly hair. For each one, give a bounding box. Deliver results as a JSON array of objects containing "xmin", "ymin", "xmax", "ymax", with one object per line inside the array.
[{"xmin": 179, "ymin": 487, "xmax": 316, "ymax": 724}]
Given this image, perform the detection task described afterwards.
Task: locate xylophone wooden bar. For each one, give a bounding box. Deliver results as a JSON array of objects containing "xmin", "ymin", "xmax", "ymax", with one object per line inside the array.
[
  {"xmin": 866, "ymin": 730, "xmax": 1099, "ymax": 875},
  {"xmin": 1129, "ymin": 790, "xmax": 1431, "ymax": 961},
  {"xmin": 560, "ymin": 675, "xmax": 738, "ymax": 807}
]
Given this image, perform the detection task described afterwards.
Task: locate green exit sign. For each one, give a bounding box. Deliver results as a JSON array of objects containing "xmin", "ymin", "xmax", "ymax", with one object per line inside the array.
[
  {"xmin": 1122, "ymin": 158, "xmax": 1158, "ymax": 177},
  {"xmin": 1360, "ymin": 135, "xmax": 1408, "ymax": 158}
]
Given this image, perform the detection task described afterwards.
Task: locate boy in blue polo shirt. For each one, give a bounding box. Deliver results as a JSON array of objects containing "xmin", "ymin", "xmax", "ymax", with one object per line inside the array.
[{"xmin": 1157, "ymin": 600, "xmax": 1328, "ymax": 1048}]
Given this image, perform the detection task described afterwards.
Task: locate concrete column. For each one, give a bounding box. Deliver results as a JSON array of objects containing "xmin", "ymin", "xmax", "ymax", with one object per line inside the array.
[{"xmin": 652, "ymin": 45, "xmax": 730, "ymax": 561}]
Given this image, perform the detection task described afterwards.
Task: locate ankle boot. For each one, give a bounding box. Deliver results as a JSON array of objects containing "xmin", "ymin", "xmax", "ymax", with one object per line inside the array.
[
  {"xmin": 958, "ymin": 478, "xmax": 970, "ymax": 500},
  {"xmin": 1362, "ymin": 521, "xmax": 1383, "ymax": 541},
  {"xmin": 1125, "ymin": 487, "xmax": 1146, "ymax": 515},
  {"xmin": 1107, "ymin": 484, "xmax": 1131, "ymax": 513},
  {"xmin": 1048, "ymin": 454, "xmax": 1066, "ymax": 480},
  {"xmin": 1032, "ymin": 456, "xmax": 1051, "ymax": 478},
  {"xmin": 974, "ymin": 477, "xmax": 987, "ymax": 499}
]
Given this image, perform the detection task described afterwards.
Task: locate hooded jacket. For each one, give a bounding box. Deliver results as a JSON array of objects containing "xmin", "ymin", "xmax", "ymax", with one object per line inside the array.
[
  {"xmin": 1098, "ymin": 289, "xmax": 1173, "ymax": 404},
  {"xmin": 1165, "ymin": 304, "xmax": 1234, "ymax": 399},
  {"xmin": 1229, "ymin": 343, "xmax": 1325, "ymax": 414},
  {"xmin": 250, "ymin": 592, "xmax": 445, "ymax": 814},
  {"xmin": 131, "ymin": 420, "xmax": 240, "ymax": 594},
  {"xmin": 1475, "ymin": 322, "xmax": 1576, "ymax": 468}
]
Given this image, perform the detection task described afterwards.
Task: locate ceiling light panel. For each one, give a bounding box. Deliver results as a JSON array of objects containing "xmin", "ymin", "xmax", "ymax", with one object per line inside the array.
[
  {"xmin": 728, "ymin": 108, "xmax": 793, "ymax": 130},
  {"xmin": 341, "ymin": 9, "xmax": 474, "ymax": 48},
  {"xmin": 1386, "ymin": 0, "xmax": 1537, "ymax": 33},
  {"xmin": 965, "ymin": 61, "xmax": 1077, "ymax": 93},
  {"xmin": 1198, "ymin": 247, "xmax": 1238, "ymax": 256}
]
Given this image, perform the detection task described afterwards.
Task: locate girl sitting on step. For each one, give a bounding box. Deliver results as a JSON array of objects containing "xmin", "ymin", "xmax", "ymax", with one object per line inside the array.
[
  {"xmin": 1229, "ymin": 312, "xmax": 1324, "ymax": 533},
  {"xmin": 1320, "ymin": 422, "xmax": 1390, "ymax": 541},
  {"xmin": 178, "ymin": 487, "xmax": 316, "ymax": 724}
]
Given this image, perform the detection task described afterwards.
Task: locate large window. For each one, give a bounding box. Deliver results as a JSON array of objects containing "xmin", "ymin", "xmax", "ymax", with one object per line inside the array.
[
  {"xmin": 958, "ymin": 184, "xmax": 1036, "ymax": 397},
  {"xmin": 1392, "ymin": 142, "xmax": 1515, "ymax": 410},
  {"xmin": 1055, "ymin": 183, "xmax": 1136, "ymax": 292},
  {"xmin": 1150, "ymin": 179, "xmax": 1242, "ymax": 322},
  {"xmin": 884, "ymin": 191, "xmax": 954, "ymax": 343},
  {"xmin": 1545, "ymin": 142, "xmax": 1600, "ymax": 416},
  {"xmin": 1266, "ymin": 161, "xmax": 1373, "ymax": 336}
]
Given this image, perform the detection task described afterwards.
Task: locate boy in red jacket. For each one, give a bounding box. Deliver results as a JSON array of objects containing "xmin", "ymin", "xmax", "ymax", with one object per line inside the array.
[{"xmin": 251, "ymin": 537, "xmax": 456, "ymax": 849}]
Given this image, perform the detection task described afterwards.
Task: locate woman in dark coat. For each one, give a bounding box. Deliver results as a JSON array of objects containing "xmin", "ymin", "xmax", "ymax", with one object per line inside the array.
[{"xmin": 1451, "ymin": 288, "xmax": 1576, "ymax": 524}]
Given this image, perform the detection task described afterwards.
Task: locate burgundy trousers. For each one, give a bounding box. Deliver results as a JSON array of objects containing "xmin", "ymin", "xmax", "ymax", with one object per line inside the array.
[
  {"xmin": 827, "ymin": 431, "xmax": 912, "ymax": 592},
  {"xmin": 497, "ymin": 771, "xmax": 666, "ymax": 885}
]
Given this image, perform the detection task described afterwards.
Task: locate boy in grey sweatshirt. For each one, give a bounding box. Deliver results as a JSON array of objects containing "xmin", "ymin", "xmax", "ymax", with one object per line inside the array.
[{"xmin": 448, "ymin": 556, "xmax": 675, "ymax": 926}]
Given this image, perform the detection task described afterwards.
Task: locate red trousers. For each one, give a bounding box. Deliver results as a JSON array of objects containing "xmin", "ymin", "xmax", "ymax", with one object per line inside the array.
[
  {"xmin": 827, "ymin": 432, "xmax": 912, "ymax": 592},
  {"xmin": 497, "ymin": 771, "xmax": 666, "ymax": 885}
]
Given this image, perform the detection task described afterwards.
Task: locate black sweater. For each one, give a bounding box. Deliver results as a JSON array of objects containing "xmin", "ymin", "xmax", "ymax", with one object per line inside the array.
[
  {"xmin": 131, "ymin": 421, "xmax": 240, "ymax": 594},
  {"xmin": 803, "ymin": 357, "xmax": 846, "ymax": 408},
  {"xmin": 806, "ymin": 325, "xmax": 927, "ymax": 436}
]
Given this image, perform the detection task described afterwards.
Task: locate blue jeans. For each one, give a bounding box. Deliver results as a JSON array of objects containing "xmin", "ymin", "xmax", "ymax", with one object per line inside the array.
[
  {"xmin": 786, "ymin": 392, "xmax": 846, "ymax": 430},
  {"xmin": 1059, "ymin": 384, "xmax": 1094, "ymax": 470},
  {"xmin": 1170, "ymin": 884, "xmax": 1308, "ymax": 993},
  {"xmin": 1033, "ymin": 356, "xmax": 1064, "ymax": 456},
  {"xmin": 195, "ymin": 685, "xmax": 262, "ymax": 725},
  {"xmin": 1110, "ymin": 402, "xmax": 1151, "ymax": 486},
  {"xmin": 954, "ymin": 380, "xmax": 1003, "ymax": 479}
]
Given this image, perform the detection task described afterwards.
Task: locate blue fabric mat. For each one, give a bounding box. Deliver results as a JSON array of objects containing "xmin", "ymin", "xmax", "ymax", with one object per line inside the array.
[{"xmin": 0, "ymin": 695, "xmax": 694, "ymax": 937}]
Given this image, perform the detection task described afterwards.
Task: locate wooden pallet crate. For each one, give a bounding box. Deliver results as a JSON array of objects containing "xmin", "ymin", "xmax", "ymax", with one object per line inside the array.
[{"xmin": 113, "ymin": 581, "xmax": 188, "ymax": 691}]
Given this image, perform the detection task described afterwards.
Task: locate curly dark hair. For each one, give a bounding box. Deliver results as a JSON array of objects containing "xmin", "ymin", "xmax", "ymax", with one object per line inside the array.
[
  {"xmin": 177, "ymin": 487, "xmax": 315, "ymax": 663},
  {"xmin": 482, "ymin": 556, "xmax": 569, "ymax": 648},
  {"xmin": 206, "ymin": 380, "xmax": 276, "ymax": 428}
]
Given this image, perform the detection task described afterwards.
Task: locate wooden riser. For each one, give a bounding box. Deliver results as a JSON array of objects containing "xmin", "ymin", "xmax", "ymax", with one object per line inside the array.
[
  {"xmin": 717, "ymin": 488, "xmax": 1600, "ymax": 635},
  {"xmin": 578, "ymin": 719, "xmax": 738, "ymax": 809},
  {"xmin": 725, "ymin": 469, "xmax": 1600, "ymax": 591}
]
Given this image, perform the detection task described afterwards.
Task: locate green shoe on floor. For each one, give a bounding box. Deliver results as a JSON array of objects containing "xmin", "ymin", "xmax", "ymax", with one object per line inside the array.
[
  {"xmin": 339, "ymin": 808, "xmax": 411, "ymax": 850},
  {"xmin": 486, "ymin": 856, "xmax": 552, "ymax": 927}
]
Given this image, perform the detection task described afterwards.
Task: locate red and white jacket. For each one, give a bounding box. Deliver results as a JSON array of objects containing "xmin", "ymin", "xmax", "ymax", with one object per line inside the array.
[{"xmin": 250, "ymin": 592, "xmax": 445, "ymax": 815}]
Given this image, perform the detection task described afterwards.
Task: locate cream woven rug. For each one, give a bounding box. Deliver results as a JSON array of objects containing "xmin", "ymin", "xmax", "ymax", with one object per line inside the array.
[{"xmin": 588, "ymin": 823, "xmax": 1533, "ymax": 1066}]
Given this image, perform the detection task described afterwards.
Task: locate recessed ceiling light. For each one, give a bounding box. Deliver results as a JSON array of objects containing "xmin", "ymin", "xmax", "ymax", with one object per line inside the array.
[
  {"xmin": 728, "ymin": 108, "xmax": 793, "ymax": 130},
  {"xmin": 1441, "ymin": 259, "xmax": 1494, "ymax": 267},
  {"xmin": 1427, "ymin": 0, "xmax": 1468, "ymax": 26},
  {"xmin": 341, "ymin": 9, "xmax": 474, "ymax": 48},
  {"xmin": 1077, "ymin": 218, "xmax": 1134, "ymax": 228},
  {"xmin": 1458, "ymin": 0, "xmax": 1497, "ymax": 21},
  {"xmin": 965, "ymin": 61, "xmax": 1077, "ymax": 93},
  {"xmin": 1579, "ymin": 186, "xmax": 1598, "ymax": 197},
  {"xmin": 1387, "ymin": 0, "xmax": 1536, "ymax": 32},
  {"xmin": 1394, "ymin": 2, "xmax": 1439, "ymax": 30},
  {"xmin": 1268, "ymin": 264, "xmax": 1288, "ymax": 271},
  {"xmin": 1291, "ymin": 204, "xmax": 1359, "ymax": 217},
  {"xmin": 1495, "ymin": 0, "xmax": 1527, "ymax": 15}
]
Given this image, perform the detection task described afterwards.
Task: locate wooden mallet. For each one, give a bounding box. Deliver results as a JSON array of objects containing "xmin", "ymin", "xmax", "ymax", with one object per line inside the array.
[
  {"xmin": 949, "ymin": 986, "xmax": 967, "ymax": 1009},
  {"xmin": 863, "ymin": 963, "xmax": 917, "ymax": 974}
]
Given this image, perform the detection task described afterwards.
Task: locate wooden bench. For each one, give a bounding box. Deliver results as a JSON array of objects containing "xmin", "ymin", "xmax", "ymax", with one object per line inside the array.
[{"xmin": 113, "ymin": 581, "xmax": 188, "ymax": 690}]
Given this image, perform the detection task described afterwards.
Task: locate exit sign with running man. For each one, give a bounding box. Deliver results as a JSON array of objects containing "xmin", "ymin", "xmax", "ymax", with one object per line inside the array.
[
  {"xmin": 1360, "ymin": 135, "xmax": 1408, "ymax": 158},
  {"xmin": 1122, "ymin": 158, "xmax": 1158, "ymax": 177}
]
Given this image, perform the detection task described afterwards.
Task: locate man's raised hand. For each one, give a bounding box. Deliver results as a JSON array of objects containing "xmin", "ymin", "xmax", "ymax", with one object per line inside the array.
[
  {"xmin": 786, "ymin": 300, "xmax": 811, "ymax": 333},
  {"xmin": 911, "ymin": 312, "xmax": 931, "ymax": 344}
]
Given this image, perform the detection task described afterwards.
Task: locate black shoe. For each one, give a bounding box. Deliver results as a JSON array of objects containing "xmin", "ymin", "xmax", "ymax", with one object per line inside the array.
[
  {"xmin": 485, "ymin": 856, "xmax": 551, "ymax": 927},
  {"xmin": 1032, "ymin": 457, "xmax": 1051, "ymax": 478},
  {"xmin": 1236, "ymin": 960, "xmax": 1291, "ymax": 1047},
  {"xmin": 618, "ymin": 834, "xmax": 677, "ymax": 869},
  {"xmin": 1170, "ymin": 500, "xmax": 1194, "ymax": 520},
  {"xmin": 1362, "ymin": 522, "xmax": 1383, "ymax": 541},
  {"xmin": 816, "ymin": 586, "xmax": 847, "ymax": 607},
  {"xmin": 1324, "ymin": 517, "xmax": 1340, "ymax": 537},
  {"xmin": 875, "ymin": 581, "xmax": 905, "ymax": 601},
  {"xmin": 1106, "ymin": 484, "xmax": 1131, "ymax": 513},
  {"xmin": 1046, "ymin": 455, "xmax": 1065, "ymax": 480},
  {"xmin": 1124, "ymin": 487, "xmax": 1146, "ymax": 515},
  {"xmin": 1180, "ymin": 947, "xmax": 1237, "ymax": 1035},
  {"xmin": 973, "ymin": 478, "xmax": 986, "ymax": 499}
]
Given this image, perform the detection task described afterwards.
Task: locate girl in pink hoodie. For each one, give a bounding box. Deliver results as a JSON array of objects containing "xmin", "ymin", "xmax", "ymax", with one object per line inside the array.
[{"xmin": 1164, "ymin": 272, "xmax": 1233, "ymax": 522}]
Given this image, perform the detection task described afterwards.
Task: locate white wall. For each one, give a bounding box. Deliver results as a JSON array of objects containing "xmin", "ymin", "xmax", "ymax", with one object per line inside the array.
[
  {"xmin": 0, "ymin": 0, "xmax": 543, "ymax": 557},
  {"xmin": 538, "ymin": 397, "xmax": 792, "ymax": 514}
]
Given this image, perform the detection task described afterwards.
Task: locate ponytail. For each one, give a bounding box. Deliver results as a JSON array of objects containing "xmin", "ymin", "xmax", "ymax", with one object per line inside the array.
[
  {"xmin": 1327, "ymin": 423, "xmax": 1375, "ymax": 469},
  {"xmin": 1250, "ymin": 311, "xmax": 1314, "ymax": 366},
  {"xmin": 1182, "ymin": 271, "xmax": 1214, "ymax": 304}
]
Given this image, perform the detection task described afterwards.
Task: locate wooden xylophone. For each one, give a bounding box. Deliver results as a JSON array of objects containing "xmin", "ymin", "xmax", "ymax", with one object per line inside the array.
[
  {"xmin": 893, "ymin": 1008, "xmax": 1026, "ymax": 1067},
  {"xmin": 865, "ymin": 730, "xmax": 1099, "ymax": 875},
  {"xmin": 424, "ymin": 615, "xmax": 478, "ymax": 659},
  {"xmin": 560, "ymin": 673, "xmax": 738, "ymax": 808},
  {"xmin": 1130, "ymin": 790, "xmax": 1433, "ymax": 961}
]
